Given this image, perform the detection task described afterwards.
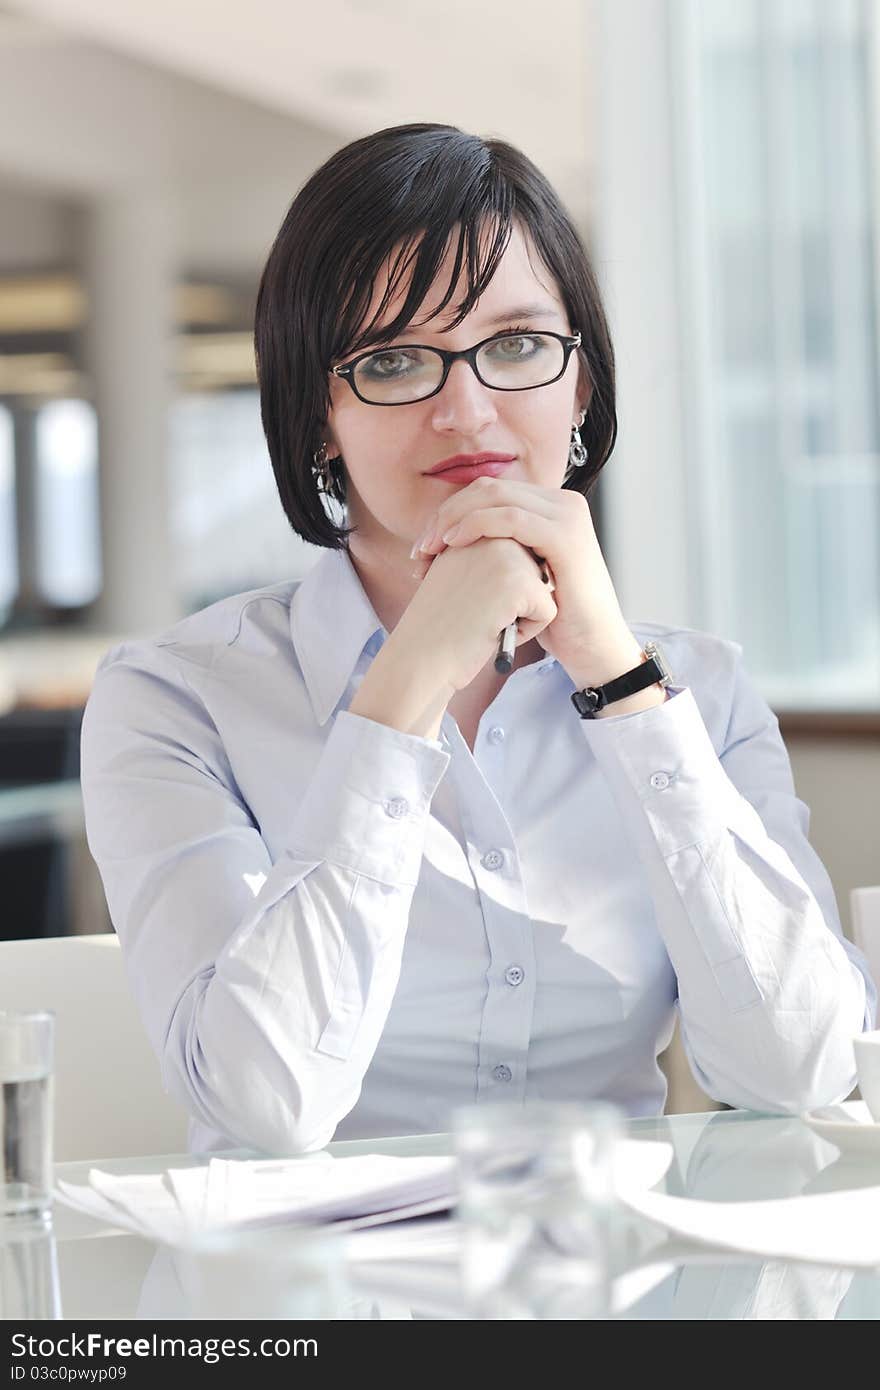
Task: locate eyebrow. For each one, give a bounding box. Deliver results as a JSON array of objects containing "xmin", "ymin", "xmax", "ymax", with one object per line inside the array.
[
  {"xmin": 384, "ymin": 304, "xmax": 564, "ymax": 343},
  {"xmin": 481, "ymin": 304, "xmax": 563, "ymax": 327}
]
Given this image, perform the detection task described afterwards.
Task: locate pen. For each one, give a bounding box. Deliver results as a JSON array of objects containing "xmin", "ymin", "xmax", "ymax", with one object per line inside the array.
[
  {"xmin": 494, "ymin": 554, "xmax": 553, "ymax": 673},
  {"xmin": 494, "ymin": 622, "xmax": 518, "ymax": 673}
]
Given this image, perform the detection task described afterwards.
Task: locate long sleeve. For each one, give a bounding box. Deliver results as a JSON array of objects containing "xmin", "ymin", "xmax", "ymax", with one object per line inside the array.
[
  {"xmin": 578, "ymin": 647, "xmax": 877, "ymax": 1115},
  {"xmin": 80, "ymin": 643, "xmax": 450, "ymax": 1155}
]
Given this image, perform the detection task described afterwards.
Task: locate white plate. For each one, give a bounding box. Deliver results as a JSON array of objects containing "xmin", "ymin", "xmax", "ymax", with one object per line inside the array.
[
  {"xmin": 613, "ymin": 1138, "xmax": 674, "ymax": 1198},
  {"xmin": 800, "ymin": 1100, "xmax": 880, "ymax": 1155}
]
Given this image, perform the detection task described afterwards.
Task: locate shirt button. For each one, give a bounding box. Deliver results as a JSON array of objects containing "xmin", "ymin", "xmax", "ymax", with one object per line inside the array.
[
  {"xmin": 383, "ymin": 796, "xmax": 410, "ymax": 819},
  {"xmin": 492, "ymin": 1064, "xmax": 513, "ymax": 1083},
  {"xmin": 649, "ymin": 772, "xmax": 671, "ymax": 791},
  {"xmin": 481, "ymin": 849, "xmax": 505, "ymax": 871},
  {"xmin": 504, "ymin": 965, "xmax": 524, "ymax": 987},
  {"xmin": 487, "ymin": 725, "xmax": 505, "ymax": 745}
]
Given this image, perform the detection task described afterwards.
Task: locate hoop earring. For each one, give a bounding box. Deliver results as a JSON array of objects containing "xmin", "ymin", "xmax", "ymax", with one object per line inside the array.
[
  {"xmin": 565, "ymin": 410, "xmax": 588, "ymax": 480},
  {"xmin": 311, "ymin": 442, "xmax": 335, "ymax": 494}
]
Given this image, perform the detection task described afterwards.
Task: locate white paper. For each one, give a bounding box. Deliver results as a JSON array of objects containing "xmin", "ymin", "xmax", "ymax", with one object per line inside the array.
[
  {"xmin": 54, "ymin": 1152, "xmax": 459, "ymax": 1244},
  {"xmin": 621, "ymin": 1182, "xmax": 880, "ymax": 1268},
  {"xmin": 198, "ymin": 1153, "xmax": 457, "ymax": 1228},
  {"xmin": 53, "ymin": 1138, "xmax": 673, "ymax": 1249}
]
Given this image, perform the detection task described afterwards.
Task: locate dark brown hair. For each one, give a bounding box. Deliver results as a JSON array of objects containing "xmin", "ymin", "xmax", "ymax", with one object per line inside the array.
[{"xmin": 254, "ymin": 122, "xmax": 617, "ymax": 549}]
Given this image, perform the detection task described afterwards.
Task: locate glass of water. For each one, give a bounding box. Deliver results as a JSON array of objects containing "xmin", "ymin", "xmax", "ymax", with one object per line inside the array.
[
  {"xmin": 0, "ymin": 1216, "xmax": 62, "ymax": 1319},
  {"xmin": 175, "ymin": 1222, "xmax": 349, "ymax": 1320},
  {"xmin": 452, "ymin": 1100, "xmax": 622, "ymax": 1320},
  {"xmin": 0, "ymin": 1011, "xmax": 55, "ymax": 1219}
]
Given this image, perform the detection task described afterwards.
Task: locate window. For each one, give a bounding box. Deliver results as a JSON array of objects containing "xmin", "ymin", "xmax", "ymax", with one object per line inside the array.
[
  {"xmin": 677, "ymin": 0, "xmax": 880, "ymax": 709},
  {"xmin": 33, "ymin": 399, "xmax": 101, "ymax": 608},
  {"xmin": 0, "ymin": 405, "xmax": 16, "ymax": 623},
  {"xmin": 170, "ymin": 391, "xmax": 321, "ymax": 612}
]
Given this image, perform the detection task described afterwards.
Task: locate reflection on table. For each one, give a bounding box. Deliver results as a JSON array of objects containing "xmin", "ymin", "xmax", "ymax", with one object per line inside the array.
[{"xmin": 31, "ymin": 1110, "xmax": 880, "ymax": 1320}]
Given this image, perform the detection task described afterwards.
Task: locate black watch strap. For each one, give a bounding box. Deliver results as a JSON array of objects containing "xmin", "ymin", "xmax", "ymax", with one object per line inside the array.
[{"xmin": 570, "ymin": 642, "xmax": 672, "ymax": 718}]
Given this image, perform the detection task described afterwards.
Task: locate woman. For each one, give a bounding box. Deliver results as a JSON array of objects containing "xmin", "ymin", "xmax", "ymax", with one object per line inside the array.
[{"xmin": 80, "ymin": 123, "xmax": 875, "ymax": 1156}]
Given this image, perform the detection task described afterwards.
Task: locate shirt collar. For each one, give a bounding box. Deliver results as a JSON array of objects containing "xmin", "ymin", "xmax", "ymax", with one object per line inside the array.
[{"xmin": 290, "ymin": 547, "xmax": 387, "ymax": 726}]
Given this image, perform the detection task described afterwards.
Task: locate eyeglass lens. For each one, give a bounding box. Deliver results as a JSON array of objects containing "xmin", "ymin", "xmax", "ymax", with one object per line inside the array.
[{"xmin": 352, "ymin": 333, "xmax": 567, "ymax": 404}]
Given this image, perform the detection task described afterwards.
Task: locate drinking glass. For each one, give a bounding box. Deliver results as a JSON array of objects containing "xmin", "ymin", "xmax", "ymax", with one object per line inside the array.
[
  {"xmin": 0, "ymin": 1012, "xmax": 54, "ymax": 1219},
  {"xmin": 452, "ymin": 1100, "xmax": 622, "ymax": 1320},
  {"xmin": 175, "ymin": 1221, "xmax": 348, "ymax": 1320},
  {"xmin": 853, "ymin": 1029, "xmax": 880, "ymax": 1120},
  {"xmin": 0, "ymin": 1216, "xmax": 62, "ymax": 1319}
]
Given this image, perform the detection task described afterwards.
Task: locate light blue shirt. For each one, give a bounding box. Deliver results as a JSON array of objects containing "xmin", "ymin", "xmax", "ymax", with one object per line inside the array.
[{"xmin": 80, "ymin": 546, "xmax": 876, "ymax": 1154}]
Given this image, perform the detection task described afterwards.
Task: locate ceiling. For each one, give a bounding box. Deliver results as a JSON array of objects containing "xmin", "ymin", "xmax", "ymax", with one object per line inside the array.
[
  {"xmin": 0, "ymin": 0, "xmax": 599, "ymax": 392},
  {"xmin": 4, "ymin": 0, "xmax": 597, "ymax": 227}
]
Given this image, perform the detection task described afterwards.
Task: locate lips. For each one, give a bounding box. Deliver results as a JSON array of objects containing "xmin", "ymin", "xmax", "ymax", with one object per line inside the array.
[
  {"xmin": 424, "ymin": 452, "xmax": 516, "ymax": 483},
  {"xmin": 426, "ymin": 461, "xmax": 514, "ymax": 484}
]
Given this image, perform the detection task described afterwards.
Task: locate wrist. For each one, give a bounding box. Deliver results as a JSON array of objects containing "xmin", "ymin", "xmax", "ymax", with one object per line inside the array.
[
  {"xmin": 567, "ymin": 637, "xmax": 671, "ymax": 720},
  {"xmin": 565, "ymin": 634, "xmax": 644, "ymax": 694},
  {"xmin": 593, "ymin": 685, "xmax": 668, "ymax": 719},
  {"xmin": 349, "ymin": 630, "xmax": 455, "ymax": 742}
]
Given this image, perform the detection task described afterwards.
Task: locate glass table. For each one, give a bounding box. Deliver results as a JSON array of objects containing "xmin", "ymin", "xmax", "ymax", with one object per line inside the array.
[{"xmin": 11, "ymin": 1107, "xmax": 880, "ymax": 1320}]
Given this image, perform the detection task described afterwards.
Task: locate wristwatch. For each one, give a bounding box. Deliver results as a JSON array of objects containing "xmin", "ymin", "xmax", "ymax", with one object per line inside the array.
[{"xmin": 570, "ymin": 641, "xmax": 673, "ymax": 718}]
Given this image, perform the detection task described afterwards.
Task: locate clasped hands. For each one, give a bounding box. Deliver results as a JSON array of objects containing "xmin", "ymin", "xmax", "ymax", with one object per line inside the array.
[{"xmin": 409, "ymin": 475, "xmax": 647, "ymax": 691}]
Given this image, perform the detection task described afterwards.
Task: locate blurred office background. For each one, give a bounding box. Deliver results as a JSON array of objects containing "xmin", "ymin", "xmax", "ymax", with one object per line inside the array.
[{"xmin": 0, "ymin": 0, "xmax": 877, "ymax": 1112}]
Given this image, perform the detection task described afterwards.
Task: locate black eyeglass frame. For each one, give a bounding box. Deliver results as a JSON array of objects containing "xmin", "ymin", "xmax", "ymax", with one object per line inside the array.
[{"xmin": 330, "ymin": 328, "xmax": 582, "ymax": 406}]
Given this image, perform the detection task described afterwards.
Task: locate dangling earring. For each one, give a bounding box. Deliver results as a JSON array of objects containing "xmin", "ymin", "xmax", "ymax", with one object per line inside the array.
[
  {"xmin": 311, "ymin": 441, "xmax": 335, "ymax": 494},
  {"xmin": 566, "ymin": 410, "xmax": 588, "ymax": 479}
]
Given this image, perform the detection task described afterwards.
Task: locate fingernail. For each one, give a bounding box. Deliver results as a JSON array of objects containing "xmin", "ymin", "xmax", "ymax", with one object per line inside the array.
[
  {"xmin": 441, "ymin": 523, "xmax": 461, "ymax": 543},
  {"xmin": 409, "ymin": 542, "xmax": 421, "ymax": 559}
]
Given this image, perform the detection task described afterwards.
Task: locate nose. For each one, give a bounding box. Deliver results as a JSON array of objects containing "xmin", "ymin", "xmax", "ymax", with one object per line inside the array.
[{"xmin": 429, "ymin": 359, "xmax": 498, "ymax": 435}]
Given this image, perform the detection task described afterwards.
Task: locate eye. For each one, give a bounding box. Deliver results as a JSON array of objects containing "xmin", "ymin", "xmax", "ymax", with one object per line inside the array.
[
  {"xmin": 487, "ymin": 333, "xmax": 545, "ymax": 359},
  {"xmin": 359, "ymin": 348, "xmax": 425, "ymax": 380}
]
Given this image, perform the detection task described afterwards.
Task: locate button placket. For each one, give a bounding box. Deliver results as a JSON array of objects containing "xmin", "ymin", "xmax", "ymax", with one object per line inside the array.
[{"xmin": 449, "ymin": 745, "xmax": 533, "ymax": 1105}]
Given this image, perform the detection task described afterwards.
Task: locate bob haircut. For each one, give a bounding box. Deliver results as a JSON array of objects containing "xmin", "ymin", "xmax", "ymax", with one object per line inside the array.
[{"xmin": 254, "ymin": 122, "xmax": 617, "ymax": 551}]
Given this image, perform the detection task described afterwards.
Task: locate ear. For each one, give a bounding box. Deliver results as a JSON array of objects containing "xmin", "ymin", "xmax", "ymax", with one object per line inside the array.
[
  {"xmin": 575, "ymin": 364, "xmax": 593, "ymax": 421},
  {"xmin": 321, "ymin": 402, "xmax": 343, "ymax": 460}
]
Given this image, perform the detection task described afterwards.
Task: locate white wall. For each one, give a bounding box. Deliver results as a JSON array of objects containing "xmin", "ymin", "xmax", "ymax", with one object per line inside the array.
[
  {"xmin": 0, "ymin": 33, "xmax": 341, "ymax": 275},
  {"xmin": 787, "ymin": 739, "xmax": 880, "ymax": 939}
]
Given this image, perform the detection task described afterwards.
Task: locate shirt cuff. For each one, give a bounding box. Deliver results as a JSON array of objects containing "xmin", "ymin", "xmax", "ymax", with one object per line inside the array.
[
  {"xmin": 287, "ymin": 709, "xmax": 451, "ymax": 885},
  {"xmin": 577, "ymin": 686, "xmax": 745, "ymax": 857}
]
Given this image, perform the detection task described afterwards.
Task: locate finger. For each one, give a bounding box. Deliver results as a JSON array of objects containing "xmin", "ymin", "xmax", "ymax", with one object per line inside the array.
[
  {"xmin": 417, "ymin": 478, "xmax": 564, "ymax": 553},
  {"xmin": 441, "ymin": 506, "xmax": 537, "ymax": 545},
  {"xmin": 410, "ymin": 552, "xmax": 434, "ymax": 582},
  {"xmin": 514, "ymin": 590, "xmax": 558, "ymax": 642},
  {"xmin": 438, "ymin": 507, "xmax": 565, "ymax": 577}
]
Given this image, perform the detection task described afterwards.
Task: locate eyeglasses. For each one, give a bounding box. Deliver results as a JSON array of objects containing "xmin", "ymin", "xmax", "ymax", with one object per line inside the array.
[{"xmin": 331, "ymin": 329, "xmax": 582, "ymax": 406}]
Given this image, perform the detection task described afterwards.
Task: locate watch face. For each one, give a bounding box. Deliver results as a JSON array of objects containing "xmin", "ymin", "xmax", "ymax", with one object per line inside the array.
[{"xmin": 645, "ymin": 641, "xmax": 673, "ymax": 685}]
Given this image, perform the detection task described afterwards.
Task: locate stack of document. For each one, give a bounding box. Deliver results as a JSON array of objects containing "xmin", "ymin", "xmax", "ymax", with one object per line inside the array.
[
  {"xmin": 57, "ymin": 1137, "xmax": 880, "ymax": 1272},
  {"xmin": 55, "ymin": 1138, "xmax": 674, "ymax": 1247},
  {"xmin": 55, "ymin": 1152, "xmax": 458, "ymax": 1244}
]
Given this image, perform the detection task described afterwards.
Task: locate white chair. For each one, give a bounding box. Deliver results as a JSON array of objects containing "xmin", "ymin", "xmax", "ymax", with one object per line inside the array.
[
  {"xmin": 851, "ymin": 886, "xmax": 880, "ymax": 1024},
  {"xmin": 0, "ymin": 933, "xmax": 188, "ymax": 1161}
]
